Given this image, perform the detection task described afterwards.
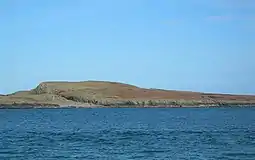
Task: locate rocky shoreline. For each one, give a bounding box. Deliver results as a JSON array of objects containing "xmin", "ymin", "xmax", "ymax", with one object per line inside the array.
[
  {"xmin": 1, "ymin": 81, "xmax": 255, "ymax": 109},
  {"xmin": 0, "ymin": 102, "xmax": 254, "ymax": 109}
]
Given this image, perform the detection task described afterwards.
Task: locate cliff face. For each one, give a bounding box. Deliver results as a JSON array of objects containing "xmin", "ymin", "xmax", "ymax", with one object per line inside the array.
[{"xmin": 1, "ymin": 81, "xmax": 255, "ymax": 108}]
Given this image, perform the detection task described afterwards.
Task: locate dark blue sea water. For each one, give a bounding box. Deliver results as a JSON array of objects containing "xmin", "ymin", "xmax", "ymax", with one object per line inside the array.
[{"xmin": 0, "ymin": 107, "xmax": 254, "ymax": 160}]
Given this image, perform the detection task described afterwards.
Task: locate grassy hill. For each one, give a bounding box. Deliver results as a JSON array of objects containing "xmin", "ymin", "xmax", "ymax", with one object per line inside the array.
[{"xmin": 1, "ymin": 81, "xmax": 255, "ymax": 108}]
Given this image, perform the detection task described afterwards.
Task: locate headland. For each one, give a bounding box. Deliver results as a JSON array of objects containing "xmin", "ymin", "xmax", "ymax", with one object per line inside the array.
[{"xmin": 1, "ymin": 81, "xmax": 255, "ymax": 108}]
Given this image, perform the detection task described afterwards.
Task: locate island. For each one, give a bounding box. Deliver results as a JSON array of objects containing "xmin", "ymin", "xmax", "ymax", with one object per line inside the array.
[{"xmin": 0, "ymin": 81, "xmax": 255, "ymax": 108}]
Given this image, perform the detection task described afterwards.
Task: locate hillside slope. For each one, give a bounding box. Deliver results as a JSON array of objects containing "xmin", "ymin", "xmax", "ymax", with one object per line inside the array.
[{"xmin": 1, "ymin": 81, "xmax": 255, "ymax": 108}]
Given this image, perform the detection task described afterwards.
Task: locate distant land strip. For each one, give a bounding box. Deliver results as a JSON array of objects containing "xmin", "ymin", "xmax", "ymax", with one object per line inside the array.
[{"xmin": 1, "ymin": 81, "xmax": 255, "ymax": 108}]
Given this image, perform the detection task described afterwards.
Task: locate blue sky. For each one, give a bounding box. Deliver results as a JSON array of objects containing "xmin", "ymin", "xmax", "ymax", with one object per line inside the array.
[{"xmin": 1, "ymin": 0, "xmax": 255, "ymax": 94}]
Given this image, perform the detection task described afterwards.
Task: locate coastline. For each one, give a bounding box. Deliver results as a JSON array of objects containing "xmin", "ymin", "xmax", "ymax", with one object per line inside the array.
[
  {"xmin": 1, "ymin": 81, "xmax": 255, "ymax": 109},
  {"xmin": 1, "ymin": 102, "xmax": 254, "ymax": 109}
]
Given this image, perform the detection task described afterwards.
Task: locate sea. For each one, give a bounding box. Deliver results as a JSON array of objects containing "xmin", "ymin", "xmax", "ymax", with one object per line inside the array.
[{"xmin": 0, "ymin": 107, "xmax": 254, "ymax": 160}]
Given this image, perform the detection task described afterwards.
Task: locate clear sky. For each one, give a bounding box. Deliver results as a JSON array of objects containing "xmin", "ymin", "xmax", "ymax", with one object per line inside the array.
[{"xmin": 1, "ymin": 0, "xmax": 255, "ymax": 95}]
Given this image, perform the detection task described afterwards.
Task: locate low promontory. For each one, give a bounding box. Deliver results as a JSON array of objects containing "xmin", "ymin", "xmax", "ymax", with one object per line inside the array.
[{"xmin": 1, "ymin": 81, "xmax": 255, "ymax": 108}]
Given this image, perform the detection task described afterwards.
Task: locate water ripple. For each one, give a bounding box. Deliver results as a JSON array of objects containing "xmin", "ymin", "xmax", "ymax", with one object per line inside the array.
[{"xmin": 0, "ymin": 107, "xmax": 254, "ymax": 159}]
